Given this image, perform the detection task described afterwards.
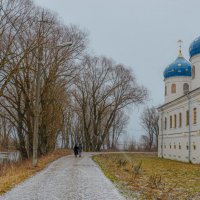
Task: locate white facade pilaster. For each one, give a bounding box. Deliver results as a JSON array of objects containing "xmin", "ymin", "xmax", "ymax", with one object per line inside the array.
[{"xmin": 190, "ymin": 54, "xmax": 200, "ymax": 90}]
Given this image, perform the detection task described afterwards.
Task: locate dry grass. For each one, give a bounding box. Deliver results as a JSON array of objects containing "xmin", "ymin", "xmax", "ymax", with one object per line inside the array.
[
  {"xmin": 0, "ymin": 149, "xmax": 71, "ymax": 195},
  {"xmin": 93, "ymin": 153, "xmax": 200, "ymax": 200}
]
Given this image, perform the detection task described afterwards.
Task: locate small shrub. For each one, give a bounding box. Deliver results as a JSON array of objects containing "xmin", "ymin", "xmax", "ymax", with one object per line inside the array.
[
  {"xmin": 147, "ymin": 174, "xmax": 179, "ymax": 200},
  {"xmin": 117, "ymin": 159, "xmax": 128, "ymax": 167},
  {"xmin": 0, "ymin": 161, "xmax": 13, "ymax": 177},
  {"xmin": 132, "ymin": 161, "xmax": 142, "ymax": 178},
  {"xmin": 0, "ymin": 164, "xmax": 6, "ymax": 176},
  {"xmin": 148, "ymin": 174, "xmax": 165, "ymax": 190}
]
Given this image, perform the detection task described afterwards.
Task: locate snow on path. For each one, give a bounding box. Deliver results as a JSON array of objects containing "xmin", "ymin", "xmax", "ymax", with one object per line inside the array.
[{"xmin": 0, "ymin": 153, "xmax": 126, "ymax": 200}]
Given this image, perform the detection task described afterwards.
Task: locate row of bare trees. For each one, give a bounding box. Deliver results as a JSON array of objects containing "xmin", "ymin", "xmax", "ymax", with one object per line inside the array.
[
  {"xmin": 0, "ymin": 0, "xmax": 148, "ymax": 159},
  {"xmin": 67, "ymin": 56, "xmax": 147, "ymax": 151},
  {"xmin": 0, "ymin": 0, "xmax": 86, "ymax": 159}
]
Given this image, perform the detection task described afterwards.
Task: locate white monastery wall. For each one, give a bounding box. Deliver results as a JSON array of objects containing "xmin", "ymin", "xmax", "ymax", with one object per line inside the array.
[
  {"xmin": 158, "ymin": 92, "xmax": 200, "ymax": 163},
  {"xmin": 191, "ymin": 54, "xmax": 200, "ymax": 90},
  {"xmin": 165, "ymin": 76, "xmax": 191, "ymax": 104}
]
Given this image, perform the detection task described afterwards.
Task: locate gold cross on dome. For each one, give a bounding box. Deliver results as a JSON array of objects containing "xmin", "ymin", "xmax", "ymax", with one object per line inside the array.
[{"xmin": 177, "ymin": 40, "xmax": 183, "ymax": 56}]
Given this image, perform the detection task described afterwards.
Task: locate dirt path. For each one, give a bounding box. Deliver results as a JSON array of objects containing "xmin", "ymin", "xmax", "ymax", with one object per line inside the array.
[{"xmin": 0, "ymin": 153, "xmax": 125, "ymax": 200}]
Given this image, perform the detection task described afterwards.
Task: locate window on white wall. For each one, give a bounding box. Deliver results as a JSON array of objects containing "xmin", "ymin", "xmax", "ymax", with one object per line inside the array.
[
  {"xmin": 170, "ymin": 116, "xmax": 172, "ymax": 128},
  {"xmin": 192, "ymin": 65, "xmax": 195, "ymax": 79},
  {"xmin": 164, "ymin": 117, "xmax": 167, "ymax": 129},
  {"xmin": 179, "ymin": 113, "xmax": 182, "ymax": 127},
  {"xmin": 186, "ymin": 110, "xmax": 189, "ymax": 126},
  {"xmin": 193, "ymin": 108, "xmax": 197, "ymax": 124},
  {"xmin": 165, "ymin": 86, "xmax": 167, "ymax": 96},
  {"xmin": 174, "ymin": 114, "xmax": 177, "ymax": 128},
  {"xmin": 171, "ymin": 84, "xmax": 176, "ymax": 93},
  {"xmin": 193, "ymin": 142, "xmax": 196, "ymax": 150},
  {"xmin": 183, "ymin": 83, "xmax": 189, "ymax": 94}
]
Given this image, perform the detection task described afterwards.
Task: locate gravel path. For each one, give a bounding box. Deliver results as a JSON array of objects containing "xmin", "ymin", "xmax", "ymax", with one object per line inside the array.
[{"xmin": 0, "ymin": 153, "xmax": 126, "ymax": 200}]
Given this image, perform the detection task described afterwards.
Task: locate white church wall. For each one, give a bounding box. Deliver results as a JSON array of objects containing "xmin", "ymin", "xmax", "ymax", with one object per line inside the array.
[
  {"xmin": 190, "ymin": 97, "xmax": 200, "ymax": 132},
  {"xmin": 158, "ymin": 133, "xmax": 200, "ymax": 163},
  {"xmin": 161, "ymin": 103, "xmax": 188, "ymax": 135},
  {"xmin": 161, "ymin": 94, "xmax": 200, "ymax": 134},
  {"xmin": 165, "ymin": 76, "xmax": 191, "ymax": 104},
  {"xmin": 191, "ymin": 54, "xmax": 200, "ymax": 91},
  {"xmin": 191, "ymin": 134, "xmax": 200, "ymax": 163},
  {"xmin": 158, "ymin": 92, "xmax": 200, "ymax": 163}
]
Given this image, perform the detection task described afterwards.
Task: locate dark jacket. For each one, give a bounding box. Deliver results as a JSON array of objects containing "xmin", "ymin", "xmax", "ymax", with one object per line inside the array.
[
  {"xmin": 74, "ymin": 145, "xmax": 79, "ymax": 155},
  {"xmin": 78, "ymin": 144, "xmax": 83, "ymax": 152}
]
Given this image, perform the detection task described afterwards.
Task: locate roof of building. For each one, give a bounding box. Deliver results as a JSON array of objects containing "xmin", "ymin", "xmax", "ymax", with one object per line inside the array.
[
  {"xmin": 189, "ymin": 36, "xmax": 200, "ymax": 58},
  {"xmin": 163, "ymin": 51, "xmax": 192, "ymax": 79}
]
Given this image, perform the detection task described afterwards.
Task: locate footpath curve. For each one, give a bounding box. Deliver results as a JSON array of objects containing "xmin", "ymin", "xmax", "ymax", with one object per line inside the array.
[{"xmin": 0, "ymin": 152, "xmax": 126, "ymax": 200}]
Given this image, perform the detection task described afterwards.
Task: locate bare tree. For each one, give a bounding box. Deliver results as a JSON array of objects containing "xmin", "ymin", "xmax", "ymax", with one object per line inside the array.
[
  {"xmin": 107, "ymin": 110, "xmax": 128, "ymax": 149},
  {"xmin": 140, "ymin": 106, "xmax": 159, "ymax": 151},
  {"xmin": 140, "ymin": 135, "xmax": 150, "ymax": 151},
  {"xmin": 71, "ymin": 55, "xmax": 148, "ymax": 151},
  {"xmin": 0, "ymin": 109, "xmax": 13, "ymax": 150},
  {"xmin": 0, "ymin": 0, "xmax": 38, "ymax": 96}
]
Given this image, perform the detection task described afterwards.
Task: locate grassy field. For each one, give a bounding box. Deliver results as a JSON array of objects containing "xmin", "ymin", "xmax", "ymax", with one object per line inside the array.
[
  {"xmin": 93, "ymin": 153, "xmax": 200, "ymax": 200},
  {"xmin": 0, "ymin": 149, "xmax": 71, "ymax": 195}
]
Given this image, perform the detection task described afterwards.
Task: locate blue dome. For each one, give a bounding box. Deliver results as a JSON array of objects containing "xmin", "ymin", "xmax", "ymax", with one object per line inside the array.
[
  {"xmin": 189, "ymin": 36, "xmax": 200, "ymax": 58},
  {"xmin": 164, "ymin": 53, "xmax": 192, "ymax": 79}
]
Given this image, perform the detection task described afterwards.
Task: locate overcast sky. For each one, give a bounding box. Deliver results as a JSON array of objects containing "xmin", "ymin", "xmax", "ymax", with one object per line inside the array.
[{"xmin": 33, "ymin": 0, "xmax": 200, "ymax": 141}]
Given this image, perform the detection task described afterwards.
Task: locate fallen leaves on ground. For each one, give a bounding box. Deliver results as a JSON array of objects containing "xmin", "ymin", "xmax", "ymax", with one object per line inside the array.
[
  {"xmin": 0, "ymin": 149, "xmax": 71, "ymax": 195},
  {"xmin": 93, "ymin": 153, "xmax": 200, "ymax": 200}
]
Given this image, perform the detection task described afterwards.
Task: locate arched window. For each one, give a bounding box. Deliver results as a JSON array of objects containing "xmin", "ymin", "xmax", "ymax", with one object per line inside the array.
[
  {"xmin": 192, "ymin": 65, "xmax": 195, "ymax": 79},
  {"xmin": 183, "ymin": 83, "xmax": 189, "ymax": 94},
  {"xmin": 170, "ymin": 115, "xmax": 172, "ymax": 128},
  {"xmin": 174, "ymin": 114, "xmax": 177, "ymax": 128},
  {"xmin": 193, "ymin": 143, "xmax": 196, "ymax": 150},
  {"xmin": 179, "ymin": 113, "xmax": 182, "ymax": 127},
  {"xmin": 193, "ymin": 108, "xmax": 197, "ymax": 124},
  {"xmin": 171, "ymin": 84, "xmax": 176, "ymax": 93},
  {"xmin": 174, "ymin": 143, "xmax": 176, "ymax": 149},
  {"xmin": 186, "ymin": 110, "xmax": 189, "ymax": 126},
  {"xmin": 164, "ymin": 117, "xmax": 167, "ymax": 129}
]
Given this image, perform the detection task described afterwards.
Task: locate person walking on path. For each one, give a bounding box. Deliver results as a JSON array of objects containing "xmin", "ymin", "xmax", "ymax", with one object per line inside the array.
[
  {"xmin": 78, "ymin": 143, "xmax": 83, "ymax": 157},
  {"xmin": 73, "ymin": 144, "xmax": 79, "ymax": 157}
]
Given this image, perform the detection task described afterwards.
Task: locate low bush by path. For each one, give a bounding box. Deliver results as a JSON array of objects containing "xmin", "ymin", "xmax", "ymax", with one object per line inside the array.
[
  {"xmin": 0, "ymin": 149, "xmax": 71, "ymax": 195},
  {"xmin": 93, "ymin": 153, "xmax": 200, "ymax": 200}
]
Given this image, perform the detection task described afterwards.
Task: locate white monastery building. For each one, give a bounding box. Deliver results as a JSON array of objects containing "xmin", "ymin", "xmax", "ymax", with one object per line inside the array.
[{"xmin": 158, "ymin": 37, "xmax": 200, "ymax": 163}]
